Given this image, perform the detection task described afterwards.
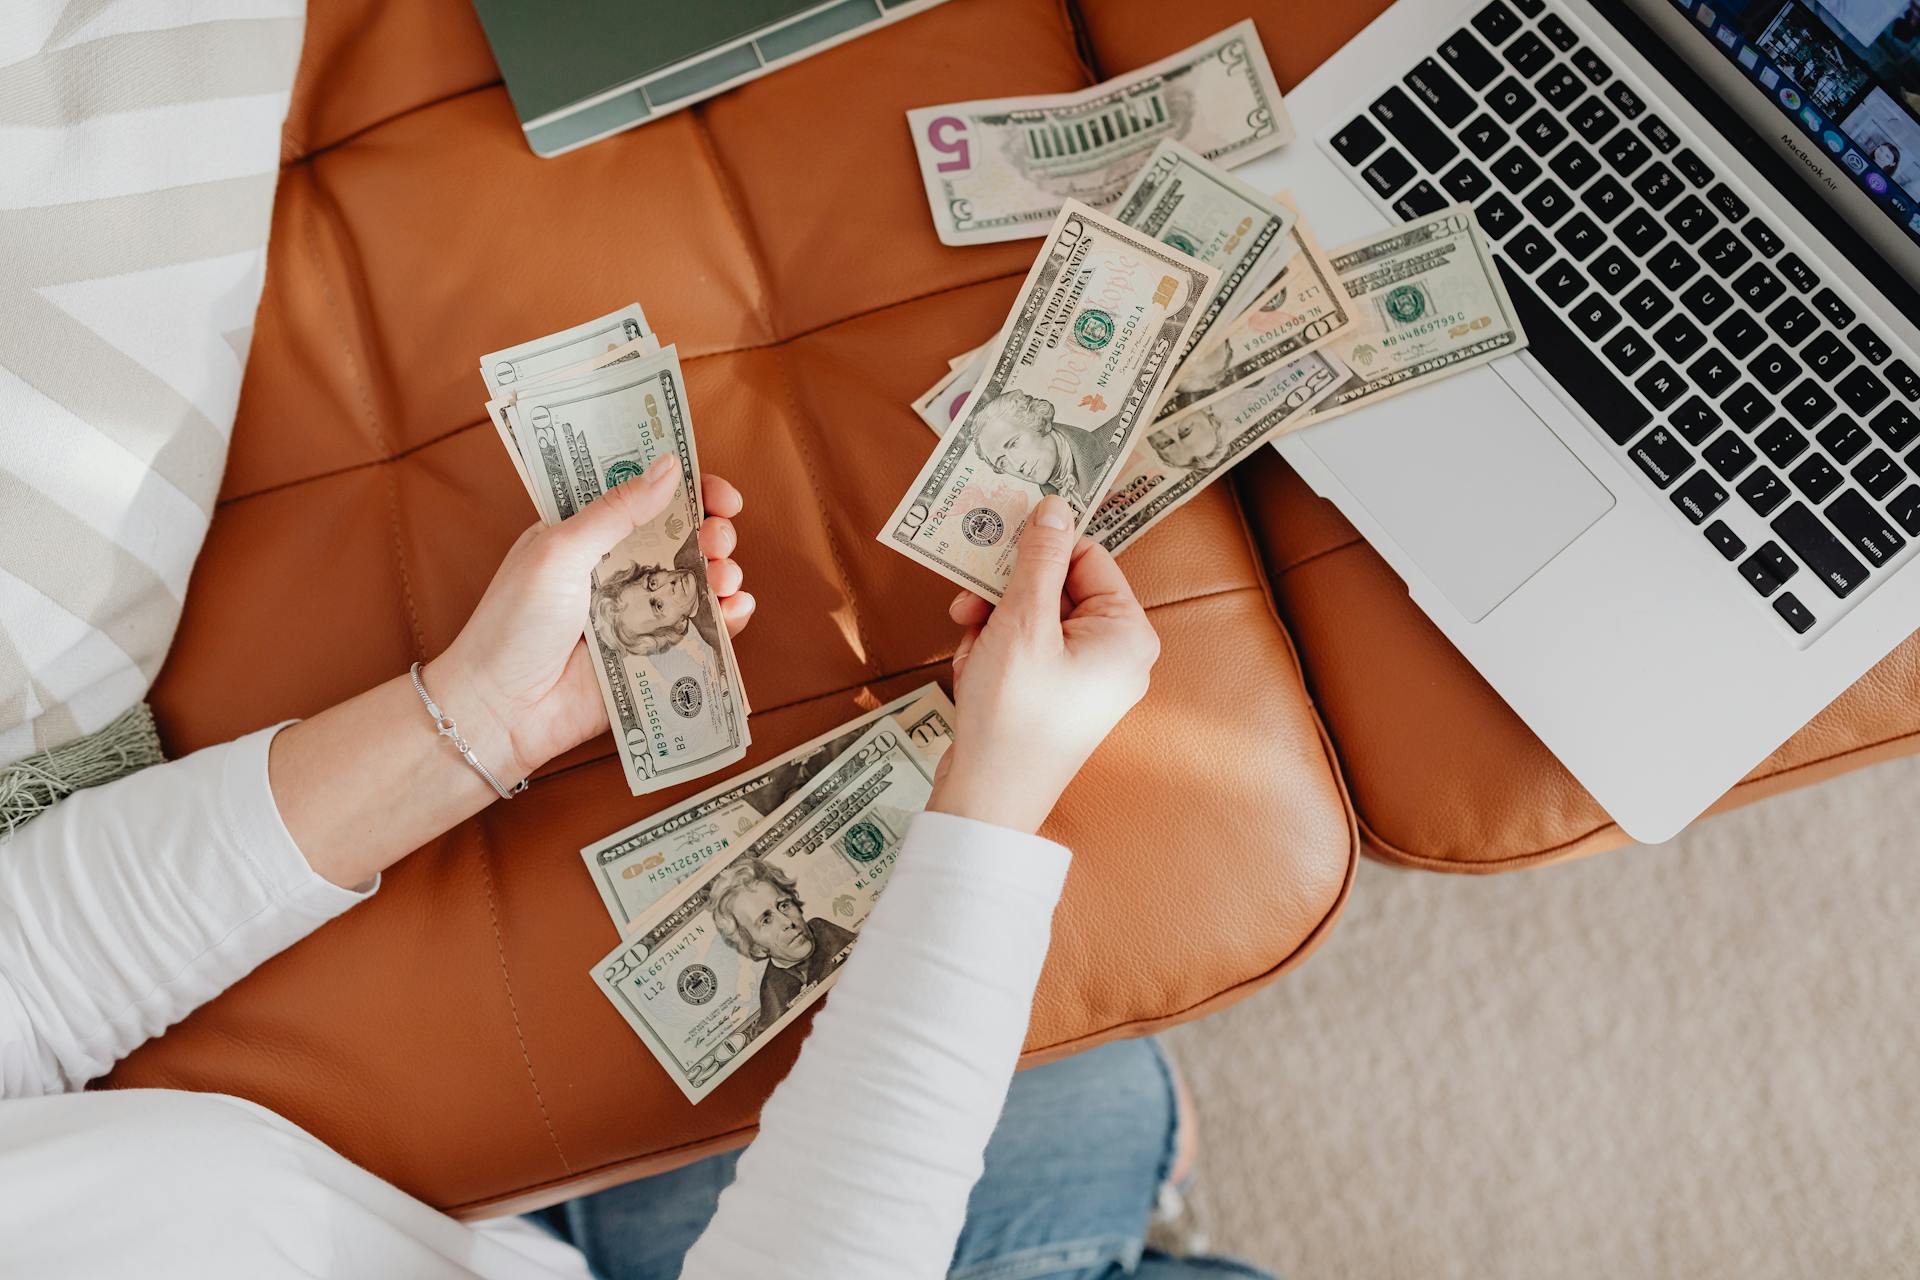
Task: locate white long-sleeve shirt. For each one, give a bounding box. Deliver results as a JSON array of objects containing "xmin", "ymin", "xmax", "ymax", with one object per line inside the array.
[{"xmin": 0, "ymin": 727, "xmax": 1071, "ymax": 1278}]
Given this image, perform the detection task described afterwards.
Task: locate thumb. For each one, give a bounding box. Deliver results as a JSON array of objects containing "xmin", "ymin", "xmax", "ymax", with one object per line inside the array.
[
  {"xmin": 550, "ymin": 454, "xmax": 681, "ymax": 570},
  {"xmin": 998, "ymin": 495, "xmax": 1075, "ymax": 626}
]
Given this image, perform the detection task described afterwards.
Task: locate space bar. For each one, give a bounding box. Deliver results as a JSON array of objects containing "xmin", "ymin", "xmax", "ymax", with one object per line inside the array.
[{"xmin": 1496, "ymin": 259, "xmax": 1653, "ymax": 446}]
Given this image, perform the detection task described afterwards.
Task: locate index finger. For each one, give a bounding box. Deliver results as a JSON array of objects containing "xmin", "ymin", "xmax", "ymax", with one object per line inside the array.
[
  {"xmin": 701, "ymin": 473, "xmax": 743, "ymax": 519},
  {"xmin": 1062, "ymin": 536, "xmax": 1139, "ymax": 612}
]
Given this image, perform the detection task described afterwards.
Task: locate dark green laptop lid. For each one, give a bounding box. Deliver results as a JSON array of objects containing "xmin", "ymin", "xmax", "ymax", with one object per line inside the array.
[{"xmin": 472, "ymin": 0, "xmax": 900, "ymax": 126}]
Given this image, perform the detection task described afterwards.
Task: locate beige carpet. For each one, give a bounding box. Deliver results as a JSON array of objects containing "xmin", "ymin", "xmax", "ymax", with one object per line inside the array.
[{"xmin": 1165, "ymin": 753, "xmax": 1920, "ymax": 1279}]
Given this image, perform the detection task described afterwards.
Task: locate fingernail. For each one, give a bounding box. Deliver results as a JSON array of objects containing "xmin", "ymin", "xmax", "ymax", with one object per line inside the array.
[
  {"xmin": 644, "ymin": 454, "xmax": 680, "ymax": 482},
  {"xmin": 1033, "ymin": 496, "xmax": 1070, "ymax": 531}
]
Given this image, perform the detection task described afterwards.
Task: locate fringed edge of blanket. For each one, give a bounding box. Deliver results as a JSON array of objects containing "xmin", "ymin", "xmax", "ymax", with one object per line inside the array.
[{"xmin": 0, "ymin": 705, "xmax": 166, "ymax": 840}]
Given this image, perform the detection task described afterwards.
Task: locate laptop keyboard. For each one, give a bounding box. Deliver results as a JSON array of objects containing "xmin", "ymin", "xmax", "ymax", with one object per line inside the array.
[{"xmin": 1322, "ymin": 0, "xmax": 1920, "ymax": 642}]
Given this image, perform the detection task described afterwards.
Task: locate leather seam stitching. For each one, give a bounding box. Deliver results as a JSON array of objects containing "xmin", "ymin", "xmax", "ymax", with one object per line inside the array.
[
  {"xmin": 289, "ymin": 82, "xmax": 500, "ymax": 165},
  {"xmin": 298, "ymin": 176, "xmax": 428, "ymax": 656},
  {"xmin": 685, "ymin": 99, "xmax": 881, "ymax": 674},
  {"xmin": 301, "ymin": 170, "xmax": 569, "ymax": 1164},
  {"xmin": 1358, "ymin": 728, "xmax": 1920, "ymax": 871},
  {"xmin": 688, "ymin": 103, "xmax": 781, "ymax": 346},
  {"xmin": 1271, "ymin": 535, "xmax": 1365, "ymax": 578},
  {"xmin": 214, "ymin": 272, "xmax": 1029, "ymax": 509},
  {"xmin": 762, "ymin": 344, "xmax": 884, "ymax": 679},
  {"xmin": 473, "ymin": 820, "xmax": 573, "ymax": 1173}
]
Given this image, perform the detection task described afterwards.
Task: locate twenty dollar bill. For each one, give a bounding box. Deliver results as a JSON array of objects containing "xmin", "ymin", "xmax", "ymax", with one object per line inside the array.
[
  {"xmin": 1108, "ymin": 139, "xmax": 1299, "ymax": 365},
  {"xmin": 591, "ymin": 708, "xmax": 952, "ymax": 1103},
  {"xmin": 907, "ymin": 21, "xmax": 1293, "ymax": 246},
  {"xmin": 508, "ymin": 345, "xmax": 750, "ymax": 795},
  {"xmin": 1312, "ymin": 205, "xmax": 1527, "ymax": 421},
  {"xmin": 580, "ymin": 685, "xmax": 954, "ymax": 930},
  {"xmin": 1153, "ymin": 212, "xmax": 1354, "ymax": 423},
  {"xmin": 480, "ymin": 304, "xmax": 653, "ymax": 501},
  {"xmin": 1089, "ymin": 348, "xmax": 1348, "ymax": 554},
  {"xmin": 878, "ymin": 200, "xmax": 1218, "ymax": 600}
]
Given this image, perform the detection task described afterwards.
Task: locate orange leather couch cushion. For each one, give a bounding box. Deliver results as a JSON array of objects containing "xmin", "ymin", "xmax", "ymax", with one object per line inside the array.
[
  {"xmin": 107, "ymin": 0, "xmax": 1358, "ymax": 1216},
  {"xmin": 1243, "ymin": 451, "xmax": 1920, "ymax": 871},
  {"xmin": 1086, "ymin": 0, "xmax": 1920, "ymax": 870}
]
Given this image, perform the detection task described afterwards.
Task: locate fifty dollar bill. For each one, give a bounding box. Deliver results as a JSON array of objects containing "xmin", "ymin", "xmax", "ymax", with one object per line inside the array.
[
  {"xmin": 591, "ymin": 706, "xmax": 952, "ymax": 1103},
  {"xmin": 878, "ymin": 199, "xmax": 1218, "ymax": 600},
  {"xmin": 907, "ymin": 20, "xmax": 1293, "ymax": 246}
]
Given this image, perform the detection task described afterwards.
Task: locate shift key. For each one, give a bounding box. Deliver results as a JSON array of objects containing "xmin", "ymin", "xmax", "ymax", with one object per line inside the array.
[
  {"xmin": 1371, "ymin": 86, "xmax": 1460, "ymax": 171},
  {"xmin": 1770, "ymin": 501, "xmax": 1869, "ymax": 597}
]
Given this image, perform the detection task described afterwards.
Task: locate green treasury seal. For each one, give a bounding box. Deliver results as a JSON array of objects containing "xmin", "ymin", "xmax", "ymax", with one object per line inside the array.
[
  {"xmin": 1383, "ymin": 284, "xmax": 1426, "ymax": 325},
  {"xmin": 605, "ymin": 458, "xmax": 646, "ymax": 488},
  {"xmin": 1073, "ymin": 308, "xmax": 1116, "ymax": 351},
  {"xmin": 842, "ymin": 820, "xmax": 886, "ymax": 864}
]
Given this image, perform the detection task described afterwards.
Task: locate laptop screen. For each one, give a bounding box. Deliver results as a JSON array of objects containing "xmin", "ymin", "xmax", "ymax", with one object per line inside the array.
[{"xmin": 1648, "ymin": 0, "xmax": 1920, "ymax": 264}]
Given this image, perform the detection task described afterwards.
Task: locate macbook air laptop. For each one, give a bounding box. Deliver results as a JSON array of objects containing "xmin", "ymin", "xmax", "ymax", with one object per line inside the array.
[{"xmin": 1235, "ymin": 0, "xmax": 1920, "ymax": 841}]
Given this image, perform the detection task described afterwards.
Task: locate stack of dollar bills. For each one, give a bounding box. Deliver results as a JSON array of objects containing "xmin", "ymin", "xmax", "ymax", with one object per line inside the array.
[
  {"xmin": 480, "ymin": 306, "xmax": 750, "ymax": 796},
  {"xmin": 582, "ymin": 685, "xmax": 955, "ymax": 1103},
  {"xmin": 896, "ymin": 22, "xmax": 1529, "ymax": 590}
]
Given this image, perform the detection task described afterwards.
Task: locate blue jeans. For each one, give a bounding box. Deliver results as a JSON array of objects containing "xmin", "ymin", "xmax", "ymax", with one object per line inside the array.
[{"xmin": 532, "ymin": 1038, "xmax": 1274, "ymax": 1280}]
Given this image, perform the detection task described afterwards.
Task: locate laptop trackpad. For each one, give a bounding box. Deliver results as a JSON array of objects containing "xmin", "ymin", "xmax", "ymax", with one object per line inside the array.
[{"xmin": 1297, "ymin": 366, "xmax": 1614, "ymax": 622}]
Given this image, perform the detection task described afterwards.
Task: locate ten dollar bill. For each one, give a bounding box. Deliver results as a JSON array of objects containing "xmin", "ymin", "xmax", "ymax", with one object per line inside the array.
[{"xmin": 878, "ymin": 199, "xmax": 1218, "ymax": 600}]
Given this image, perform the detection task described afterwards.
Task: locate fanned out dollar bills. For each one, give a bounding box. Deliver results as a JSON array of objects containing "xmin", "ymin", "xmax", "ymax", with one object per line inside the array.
[
  {"xmin": 907, "ymin": 20, "xmax": 1293, "ymax": 246},
  {"xmin": 589, "ymin": 685, "xmax": 956, "ymax": 1103},
  {"xmin": 1107, "ymin": 140, "xmax": 1300, "ymax": 367},
  {"xmin": 478, "ymin": 308, "xmax": 750, "ymax": 796},
  {"xmin": 899, "ymin": 189, "xmax": 1526, "ymax": 563},
  {"xmin": 1088, "ymin": 347, "xmax": 1348, "ymax": 554},
  {"xmin": 1152, "ymin": 209, "xmax": 1355, "ymax": 423},
  {"xmin": 878, "ymin": 199, "xmax": 1219, "ymax": 600}
]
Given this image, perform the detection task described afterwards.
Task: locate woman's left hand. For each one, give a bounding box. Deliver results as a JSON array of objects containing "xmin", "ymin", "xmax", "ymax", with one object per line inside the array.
[{"xmin": 427, "ymin": 456, "xmax": 752, "ymax": 783}]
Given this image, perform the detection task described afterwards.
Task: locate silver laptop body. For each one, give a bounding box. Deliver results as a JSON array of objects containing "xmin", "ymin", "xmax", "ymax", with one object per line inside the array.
[{"xmin": 1235, "ymin": 0, "xmax": 1920, "ymax": 841}]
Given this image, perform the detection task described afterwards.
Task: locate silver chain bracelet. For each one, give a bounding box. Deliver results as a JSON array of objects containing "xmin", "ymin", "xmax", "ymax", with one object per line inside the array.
[{"xmin": 409, "ymin": 662, "xmax": 529, "ymax": 801}]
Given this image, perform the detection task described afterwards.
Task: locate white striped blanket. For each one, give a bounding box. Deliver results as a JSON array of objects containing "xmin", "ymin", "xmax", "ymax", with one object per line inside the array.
[{"xmin": 0, "ymin": 1, "xmax": 303, "ymax": 771}]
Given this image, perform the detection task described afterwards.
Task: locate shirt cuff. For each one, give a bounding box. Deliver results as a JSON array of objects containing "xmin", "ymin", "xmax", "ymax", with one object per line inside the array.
[
  {"xmin": 902, "ymin": 810, "xmax": 1072, "ymax": 903},
  {"xmin": 220, "ymin": 722, "xmax": 377, "ymax": 918}
]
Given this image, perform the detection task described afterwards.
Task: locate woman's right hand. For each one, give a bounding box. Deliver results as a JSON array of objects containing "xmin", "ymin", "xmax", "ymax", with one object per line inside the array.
[{"xmin": 932, "ymin": 495, "xmax": 1160, "ymax": 834}]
